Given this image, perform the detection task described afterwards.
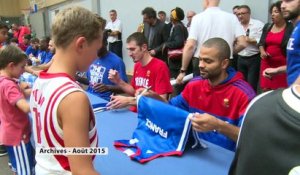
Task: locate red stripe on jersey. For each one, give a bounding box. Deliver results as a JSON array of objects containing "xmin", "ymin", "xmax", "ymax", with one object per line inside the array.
[
  {"xmin": 49, "ymin": 85, "xmax": 77, "ymax": 146},
  {"xmin": 88, "ymin": 105, "xmax": 97, "ymax": 144},
  {"xmin": 43, "ymin": 82, "xmax": 75, "ymax": 171},
  {"xmin": 90, "ymin": 130, "xmax": 97, "ymax": 143},
  {"xmin": 92, "ymin": 138, "xmax": 99, "ymax": 160},
  {"xmin": 39, "ymin": 71, "xmax": 76, "ymax": 81}
]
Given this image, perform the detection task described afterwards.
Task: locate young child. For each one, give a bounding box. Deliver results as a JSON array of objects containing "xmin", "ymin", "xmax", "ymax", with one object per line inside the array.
[
  {"xmin": 29, "ymin": 7, "xmax": 103, "ymax": 174},
  {"xmin": 0, "ymin": 22, "xmax": 9, "ymax": 157},
  {"xmin": 0, "ymin": 45, "xmax": 34, "ymax": 174}
]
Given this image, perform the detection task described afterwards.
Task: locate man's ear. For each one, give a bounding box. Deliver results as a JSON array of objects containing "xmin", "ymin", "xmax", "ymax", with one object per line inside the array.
[
  {"xmin": 75, "ymin": 36, "xmax": 87, "ymax": 53},
  {"xmin": 141, "ymin": 44, "xmax": 148, "ymax": 52},
  {"xmin": 222, "ymin": 58, "xmax": 230, "ymax": 69}
]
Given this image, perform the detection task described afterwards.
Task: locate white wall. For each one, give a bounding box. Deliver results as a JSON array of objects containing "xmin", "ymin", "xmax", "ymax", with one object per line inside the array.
[
  {"xmin": 29, "ymin": 10, "xmax": 46, "ymax": 39},
  {"xmin": 48, "ymin": 0, "xmax": 94, "ymax": 26},
  {"xmin": 244, "ymin": 0, "xmax": 271, "ymax": 23},
  {"xmin": 99, "ymin": 0, "xmax": 270, "ymax": 73}
]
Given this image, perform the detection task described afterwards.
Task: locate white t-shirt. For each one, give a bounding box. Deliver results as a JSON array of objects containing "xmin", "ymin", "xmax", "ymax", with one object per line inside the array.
[
  {"xmin": 238, "ymin": 18, "xmax": 264, "ymax": 57},
  {"xmin": 188, "ymin": 7, "xmax": 245, "ymax": 58},
  {"xmin": 105, "ymin": 19, "xmax": 122, "ymax": 43}
]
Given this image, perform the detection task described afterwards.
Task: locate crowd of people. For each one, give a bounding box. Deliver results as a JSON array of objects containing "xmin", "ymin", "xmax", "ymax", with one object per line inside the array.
[{"xmin": 0, "ymin": 0, "xmax": 299, "ymax": 174}]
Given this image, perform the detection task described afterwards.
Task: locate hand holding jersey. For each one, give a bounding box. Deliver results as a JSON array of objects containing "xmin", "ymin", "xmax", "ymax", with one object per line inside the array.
[
  {"xmin": 114, "ymin": 95, "xmax": 205, "ymax": 163},
  {"xmin": 190, "ymin": 113, "xmax": 221, "ymax": 132}
]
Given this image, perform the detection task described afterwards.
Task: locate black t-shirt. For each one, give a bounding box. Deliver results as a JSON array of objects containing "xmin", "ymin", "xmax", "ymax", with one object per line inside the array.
[{"xmin": 229, "ymin": 88, "xmax": 300, "ymax": 175}]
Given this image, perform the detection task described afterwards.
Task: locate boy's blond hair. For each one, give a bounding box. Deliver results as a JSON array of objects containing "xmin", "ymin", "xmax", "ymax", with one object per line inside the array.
[
  {"xmin": 51, "ymin": 6, "xmax": 103, "ymax": 49},
  {"xmin": 0, "ymin": 45, "xmax": 27, "ymax": 69}
]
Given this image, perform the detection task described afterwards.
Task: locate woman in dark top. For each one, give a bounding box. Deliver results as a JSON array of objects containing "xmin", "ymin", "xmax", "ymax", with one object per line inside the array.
[
  {"xmin": 159, "ymin": 7, "xmax": 188, "ymax": 95},
  {"xmin": 258, "ymin": 1, "xmax": 294, "ymax": 91}
]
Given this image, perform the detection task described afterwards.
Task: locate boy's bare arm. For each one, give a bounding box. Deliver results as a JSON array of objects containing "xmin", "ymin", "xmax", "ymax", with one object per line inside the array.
[
  {"xmin": 58, "ymin": 91, "xmax": 100, "ymax": 175},
  {"xmin": 16, "ymin": 98, "xmax": 30, "ymax": 113}
]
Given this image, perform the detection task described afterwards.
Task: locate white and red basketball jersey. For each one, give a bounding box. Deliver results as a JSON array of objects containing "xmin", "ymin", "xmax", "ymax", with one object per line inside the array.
[{"xmin": 29, "ymin": 71, "xmax": 98, "ymax": 174}]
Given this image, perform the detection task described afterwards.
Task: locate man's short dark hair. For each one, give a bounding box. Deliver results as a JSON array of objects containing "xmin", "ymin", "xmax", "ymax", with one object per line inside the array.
[
  {"xmin": 0, "ymin": 22, "xmax": 9, "ymax": 30},
  {"xmin": 238, "ymin": 5, "xmax": 251, "ymax": 14},
  {"xmin": 158, "ymin": 11, "xmax": 166, "ymax": 16},
  {"xmin": 126, "ymin": 32, "xmax": 148, "ymax": 47},
  {"xmin": 0, "ymin": 45, "xmax": 27, "ymax": 69},
  {"xmin": 30, "ymin": 38, "xmax": 39, "ymax": 44},
  {"xmin": 202, "ymin": 37, "xmax": 231, "ymax": 61},
  {"xmin": 142, "ymin": 7, "xmax": 157, "ymax": 19},
  {"xmin": 232, "ymin": 5, "xmax": 240, "ymax": 11},
  {"xmin": 110, "ymin": 9, "xmax": 117, "ymax": 14}
]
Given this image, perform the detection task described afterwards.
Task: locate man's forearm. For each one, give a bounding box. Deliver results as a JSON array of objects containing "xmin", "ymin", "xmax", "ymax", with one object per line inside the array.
[
  {"xmin": 181, "ymin": 43, "xmax": 195, "ymax": 70},
  {"xmin": 107, "ymin": 85, "xmax": 124, "ymax": 94},
  {"xmin": 216, "ymin": 119, "xmax": 240, "ymax": 142},
  {"xmin": 234, "ymin": 36, "xmax": 247, "ymax": 54},
  {"xmin": 116, "ymin": 80, "xmax": 135, "ymax": 96},
  {"xmin": 276, "ymin": 65, "xmax": 287, "ymax": 74}
]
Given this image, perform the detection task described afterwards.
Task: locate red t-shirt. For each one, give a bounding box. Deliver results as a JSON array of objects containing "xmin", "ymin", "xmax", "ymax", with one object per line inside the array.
[
  {"xmin": 0, "ymin": 76, "xmax": 31, "ymax": 146},
  {"xmin": 131, "ymin": 58, "xmax": 173, "ymax": 94},
  {"xmin": 130, "ymin": 58, "xmax": 173, "ymax": 112},
  {"xmin": 13, "ymin": 26, "xmax": 31, "ymax": 44}
]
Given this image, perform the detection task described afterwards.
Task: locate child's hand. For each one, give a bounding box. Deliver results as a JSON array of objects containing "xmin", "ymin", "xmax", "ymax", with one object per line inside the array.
[
  {"xmin": 19, "ymin": 82, "xmax": 30, "ymax": 90},
  {"xmin": 19, "ymin": 82, "xmax": 32, "ymax": 98}
]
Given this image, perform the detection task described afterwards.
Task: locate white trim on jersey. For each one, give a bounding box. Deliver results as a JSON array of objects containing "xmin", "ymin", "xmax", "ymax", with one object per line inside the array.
[
  {"xmin": 236, "ymin": 91, "xmax": 273, "ymax": 146},
  {"xmin": 177, "ymin": 114, "xmax": 193, "ymax": 151}
]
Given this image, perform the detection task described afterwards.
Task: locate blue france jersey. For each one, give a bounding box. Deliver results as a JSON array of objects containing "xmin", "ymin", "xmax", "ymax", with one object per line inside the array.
[
  {"xmin": 86, "ymin": 52, "xmax": 127, "ymax": 101},
  {"xmin": 114, "ymin": 96, "xmax": 193, "ymax": 163},
  {"xmin": 25, "ymin": 46, "xmax": 39, "ymax": 57},
  {"xmin": 38, "ymin": 50, "xmax": 48, "ymax": 64},
  {"xmin": 42, "ymin": 52, "xmax": 53, "ymax": 64},
  {"xmin": 287, "ymin": 21, "xmax": 300, "ymax": 85}
]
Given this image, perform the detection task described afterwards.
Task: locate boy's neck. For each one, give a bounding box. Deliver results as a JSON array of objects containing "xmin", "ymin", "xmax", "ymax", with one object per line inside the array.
[
  {"xmin": 47, "ymin": 51, "xmax": 77, "ymax": 79},
  {"xmin": 0, "ymin": 69, "xmax": 13, "ymax": 79}
]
